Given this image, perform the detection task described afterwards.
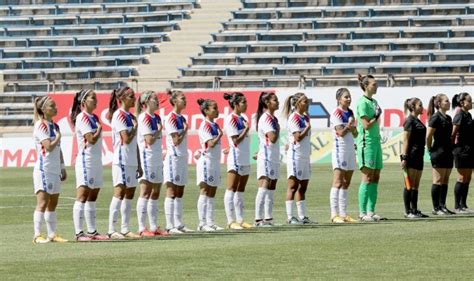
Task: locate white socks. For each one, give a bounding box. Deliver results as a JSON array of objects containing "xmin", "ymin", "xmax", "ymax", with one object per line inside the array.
[
  {"xmin": 33, "ymin": 210, "xmax": 44, "ymax": 237},
  {"xmin": 296, "ymin": 200, "xmax": 306, "ymax": 220},
  {"xmin": 234, "ymin": 192, "xmax": 244, "ymax": 224},
  {"xmin": 286, "ymin": 200, "xmax": 294, "ymax": 220},
  {"xmin": 148, "ymin": 199, "xmax": 158, "ymax": 232},
  {"xmin": 174, "ymin": 197, "xmax": 183, "ymax": 228},
  {"xmin": 197, "ymin": 195, "xmax": 207, "ymax": 227},
  {"xmin": 120, "ymin": 198, "xmax": 132, "ymax": 234},
  {"xmin": 207, "ymin": 197, "xmax": 215, "ymax": 226},
  {"xmin": 44, "ymin": 211, "xmax": 57, "ymax": 238},
  {"xmin": 84, "ymin": 201, "xmax": 96, "ymax": 233},
  {"xmin": 224, "ymin": 190, "xmax": 235, "ymax": 224},
  {"xmin": 330, "ymin": 187, "xmax": 339, "ymax": 217},
  {"xmin": 136, "ymin": 197, "xmax": 148, "ymax": 233},
  {"xmin": 73, "ymin": 201, "xmax": 85, "ymax": 235},
  {"xmin": 255, "ymin": 187, "xmax": 267, "ymax": 220},
  {"xmin": 264, "ymin": 189, "xmax": 275, "ymax": 220},
  {"xmin": 108, "ymin": 197, "xmax": 122, "ymax": 234},
  {"xmin": 339, "ymin": 189, "xmax": 348, "ymax": 218},
  {"xmin": 164, "ymin": 197, "xmax": 174, "ymax": 230}
]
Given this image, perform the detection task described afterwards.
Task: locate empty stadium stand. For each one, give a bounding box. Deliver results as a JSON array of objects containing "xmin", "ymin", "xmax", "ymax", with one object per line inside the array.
[
  {"xmin": 171, "ymin": 0, "xmax": 474, "ymax": 89},
  {"xmin": 0, "ymin": 0, "xmax": 196, "ymax": 126}
]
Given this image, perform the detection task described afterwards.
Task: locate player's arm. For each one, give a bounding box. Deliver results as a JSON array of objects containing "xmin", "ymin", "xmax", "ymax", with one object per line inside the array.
[
  {"xmin": 171, "ymin": 131, "xmax": 186, "ymax": 146},
  {"xmin": 41, "ymin": 129, "xmax": 61, "ymax": 152},
  {"xmin": 60, "ymin": 150, "xmax": 67, "ymax": 181},
  {"xmin": 426, "ymin": 127, "xmax": 435, "ymax": 151},
  {"xmin": 84, "ymin": 123, "xmax": 102, "ymax": 145},
  {"xmin": 207, "ymin": 127, "xmax": 223, "ymax": 148},
  {"xmin": 360, "ymin": 115, "xmax": 378, "ymax": 130},
  {"xmin": 231, "ymin": 121, "xmax": 250, "ymax": 146},
  {"xmin": 400, "ymin": 130, "xmax": 410, "ymax": 168},
  {"xmin": 120, "ymin": 128, "xmax": 136, "ymax": 145},
  {"xmin": 267, "ymin": 131, "xmax": 279, "ymax": 143},
  {"xmin": 451, "ymin": 125, "xmax": 460, "ymax": 145},
  {"xmin": 293, "ymin": 122, "xmax": 311, "ymax": 142}
]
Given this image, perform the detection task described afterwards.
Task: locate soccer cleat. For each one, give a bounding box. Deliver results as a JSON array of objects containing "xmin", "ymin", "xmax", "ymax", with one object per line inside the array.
[
  {"xmin": 153, "ymin": 227, "xmax": 170, "ymax": 237},
  {"xmin": 331, "ymin": 216, "xmax": 344, "ymax": 223},
  {"xmin": 460, "ymin": 207, "xmax": 473, "ymax": 214},
  {"xmin": 262, "ymin": 219, "xmax": 274, "ymax": 227},
  {"xmin": 440, "ymin": 206, "xmax": 455, "ymax": 215},
  {"xmin": 300, "ymin": 217, "xmax": 316, "ymax": 224},
  {"xmin": 404, "ymin": 212, "xmax": 416, "ymax": 219},
  {"xmin": 108, "ymin": 232, "xmax": 125, "ymax": 240},
  {"xmin": 359, "ymin": 215, "xmax": 375, "ymax": 222},
  {"xmin": 240, "ymin": 222, "xmax": 253, "ymax": 229},
  {"xmin": 88, "ymin": 231, "xmax": 109, "ymax": 241},
  {"xmin": 370, "ymin": 214, "xmax": 385, "ymax": 221},
  {"xmin": 455, "ymin": 208, "xmax": 470, "ymax": 214},
  {"xmin": 123, "ymin": 231, "xmax": 141, "ymax": 239},
  {"xmin": 139, "ymin": 229, "xmax": 156, "ymax": 237},
  {"xmin": 76, "ymin": 231, "xmax": 93, "ymax": 242},
  {"xmin": 166, "ymin": 228, "xmax": 183, "ymax": 235},
  {"xmin": 209, "ymin": 224, "xmax": 224, "ymax": 231},
  {"xmin": 343, "ymin": 215, "xmax": 358, "ymax": 223},
  {"xmin": 197, "ymin": 225, "xmax": 215, "ymax": 232},
  {"xmin": 287, "ymin": 216, "xmax": 302, "ymax": 225},
  {"xmin": 254, "ymin": 220, "xmax": 265, "ymax": 227},
  {"xmin": 227, "ymin": 222, "xmax": 244, "ymax": 230},
  {"xmin": 177, "ymin": 225, "xmax": 195, "ymax": 233},
  {"xmin": 48, "ymin": 235, "xmax": 68, "ymax": 243},
  {"xmin": 413, "ymin": 210, "xmax": 429, "ymax": 218},
  {"xmin": 33, "ymin": 235, "xmax": 49, "ymax": 244},
  {"xmin": 432, "ymin": 208, "xmax": 446, "ymax": 216}
]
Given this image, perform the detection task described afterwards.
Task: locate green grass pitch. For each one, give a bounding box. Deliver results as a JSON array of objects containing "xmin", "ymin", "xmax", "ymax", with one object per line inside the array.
[{"xmin": 1, "ymin": 164, "xmax": 473, "ymax": 279}]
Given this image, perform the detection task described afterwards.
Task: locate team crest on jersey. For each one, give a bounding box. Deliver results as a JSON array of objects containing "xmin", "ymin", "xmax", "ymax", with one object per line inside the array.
[
  {"xmin": 48, "ymin": 183, "xmax": 53, "ymax": 190},
  {"xmin": 127, "ymin": 176, "xmax": 131, "ymax": 183},
  {"xmin": 270, "ymin": 169, "xmax": 275, "ymax": 176},
  {"xmin": 369, "ymin": 160, "xmax": 374, "ymax": 166},
  {"xmin": 150, "ymin": 172, "xmax": 156, "ymax": 179},
  {"xmin": 342, "ymin": 161, "xmax": 347, "ymax": 167},
  {"xmin": 209, "ymin": 176, "xmax": 214, "ymax": 182},
  {"xmin": 297, "ymin": 170, "xmax": 302, "ymax": 176},
  {"xmin": 89, "ymin": 178, "xmax": 94, "ymax": 185},
  {"xmin": 175, "ymin": 175, "xmax": 180, "ymax": 182}
]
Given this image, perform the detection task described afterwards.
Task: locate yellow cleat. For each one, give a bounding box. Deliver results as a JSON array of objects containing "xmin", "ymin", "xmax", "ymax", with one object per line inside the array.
[
  {"xmin": 343, "ymin": 215, "xmax": 358, "ymax": 223},
  {"xmin": 33, "ymin": 235, "xmax": 49, "ymax": 244},
  {"xmin": 123, "ymin": 231, "xmax": 141, "ymax": 239},
  {"xmin": 48, "ymin": 235, "xmax": 68, "ymax": 243},
  {"xmin": 240, "ymin": 222, "xmax": 254, "ymax": 229},
  {"xmin": 331, "ymin": 216, "xmax": 345, "ymax": 224},
  {"xmin": 227, "ymin": 222, "xmax": 243, "ymax": 230}
]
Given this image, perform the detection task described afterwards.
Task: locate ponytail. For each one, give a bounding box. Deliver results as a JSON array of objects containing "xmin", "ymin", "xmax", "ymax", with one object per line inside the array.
[
  {"xmin": 256, "ymin": 91, "xmax": 274, "ymax": 131},
  {"xmin": 452, "ymin": 92, "xmax": 470, "ymax": 109},
  {"xmin": 70, "ymin": 89, "xmax": 94, "ymax": 126},
  {"xmin": 197, "ymin": 98, "xmax": 214, "ymax": 116},
  {"xmin": 107, "ymin": 86, "xmax": 131, "ymax": 121},
  {"xmin": 427, "ymin": 94, "xmax": 446, "ymax": 119},
  {"xmin": 404, "ymin": 97, "xmax": 420, "ymax": 114},
  {"xmin": 33, "ymin": 96, "xmax": 51, "ymax": 122},
  {"xmin": 135, "ymin": 90, "xmax": 155, "ymax": 116},
  {"xmin": 167, "ymin": 89, "xmax": 183, "ymax": 106},
  {"xmin": 282, "ymin": 92, "xmax": 306, "ymax": 119}
]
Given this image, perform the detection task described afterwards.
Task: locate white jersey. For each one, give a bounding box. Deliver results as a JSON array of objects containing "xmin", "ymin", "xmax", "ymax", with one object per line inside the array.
[
  {"xmin": 287, "ymin": 112, "xmax": 311, "ymax": 161},
  {"xmin": 199, "ymin": 119, "xmax": 221, "ymax": 161},
  {"xmin": 257, "ymin": 112, "xmax": 280, "ymax": 163},
  {"xmin": 224, "ymin": 113, "xmax": 250, "ymax": 166},
  {"xmin": 330, "ymin": 107, "xmax": 355, "ymax": 149},
  {"xmin": 75, "ymin": 111, "xmax": 102, "ymax": 167},
  {"xmin": 111, "ymin": 108, "xmax": 137, "ymax": 166},
  {"xmin": 34, "ymin": 120, "xmax": 61, "ymax": 175},
  {"xmin": 164, "ymin": 111, "xmax": 188, "ymax": 158},
  {"xmin": 137, "ymin": 111, "xmax": 163, "ymax": 167}
]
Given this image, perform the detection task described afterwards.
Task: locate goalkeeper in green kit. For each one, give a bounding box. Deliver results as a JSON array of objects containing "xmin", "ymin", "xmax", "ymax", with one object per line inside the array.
[{"xmin": 355, "ymin": 74, "xmax": 385, "ymax": 222}]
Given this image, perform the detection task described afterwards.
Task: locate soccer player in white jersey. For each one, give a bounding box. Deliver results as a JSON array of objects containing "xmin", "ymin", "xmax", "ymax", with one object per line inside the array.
[
  {"xmin": 282, "ymin": 92, "xmax": 315, "ymax": 225},
  {"xmin": 32, "ymin": 96, "xmax": 68, "ymax": 244},
  {"xmin": 163, "ymin": 90, "xmax": 193, "ymax": 234},
  {"xmin": 195, "ymin": 98, "xmax": 225, "ymax": 232},
  {"xmin": 329, "ymin": 88, "xmax": 359, "ymax": 223},
  {"xmin": 223, "ymin": 92, "xmax": 253, "ymax": 230},
  {"xmin": 107, "ymin": 87, "xmax": 142, "ymax": 239},
  {"xmin": 70, "ymin": 89, "xmax": 108, "ymax": 241},
  {"xmin": 255, "ymin": 92, "xmax": 280, "ymax": 226},
  {"xmin": 135, "ymin": 91, "xmax": 169, "ymax": 237}
]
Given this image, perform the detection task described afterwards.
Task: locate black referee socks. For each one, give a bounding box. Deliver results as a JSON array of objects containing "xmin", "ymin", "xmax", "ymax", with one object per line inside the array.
[{"xmin": 431, "ymin": 184, "xmax": 441, "ymax": 210}]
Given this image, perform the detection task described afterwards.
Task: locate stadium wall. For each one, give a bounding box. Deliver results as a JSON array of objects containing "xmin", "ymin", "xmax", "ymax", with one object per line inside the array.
[{"xmin": 0, "ymin": 86, "xmax": 470, "ymax": 168}]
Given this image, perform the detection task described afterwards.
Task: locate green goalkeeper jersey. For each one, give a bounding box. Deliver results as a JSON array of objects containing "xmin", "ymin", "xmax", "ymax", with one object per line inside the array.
[{"xmin": 356, "ymin": 95, "xmax": 381, "ymax": 144}]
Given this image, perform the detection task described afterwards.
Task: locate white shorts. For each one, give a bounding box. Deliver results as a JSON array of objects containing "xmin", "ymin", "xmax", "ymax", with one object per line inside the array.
[
  {"xmin": 33, "ymin": 169, "xmax": 61, "ymax": 194},
  {"xmin": 197, "ymin": 158, "xmax": 221, "ymax": 187},
  {"xmin": 163, "ymin": 155, "xmax": 188, "ymax": 186},
  {"xmin": 139, "ymin": 164, "xmax": 163, "ymax": 184},
  {"xmin": 332, "ymin": 148, "xmax": 356, "ymax": 171},
  {"xmin": 287, "ymin": 158, "xmax": 311, "ymax": 180},
  {"xmin": 75, "ymin": 163, "xmax": 103, "ymax": 189},
  {"xmin": 227, "ymin": 164, "xmax": 250, "ymax": 176},
  {"xmin": 112, "ymin": 164, "xmax": 138, "ymax": 188},
  {"xmin": 257, "ymin": 159, "xmax": 280, "ymax": 180}
]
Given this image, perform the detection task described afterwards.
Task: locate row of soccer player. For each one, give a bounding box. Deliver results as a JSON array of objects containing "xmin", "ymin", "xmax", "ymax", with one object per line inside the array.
[{"xmin": 31, "ymin": 73, "xmax": 472, "ymax": 243}]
